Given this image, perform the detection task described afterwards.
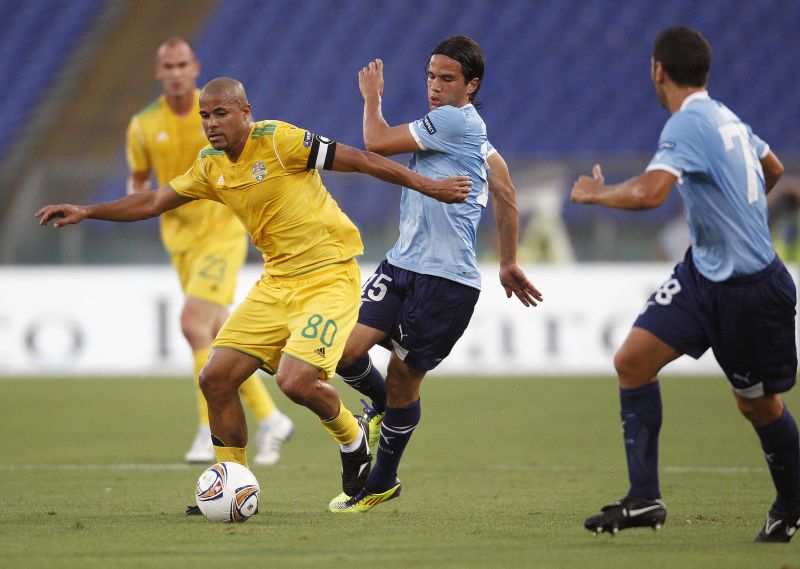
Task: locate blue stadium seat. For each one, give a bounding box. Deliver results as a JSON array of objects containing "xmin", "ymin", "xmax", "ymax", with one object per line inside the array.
[
  {"xmin": 92, "ymin": 0, "xmax": 800, "ymax": 238},
  {"xmin": 0, "ymin": 0, "xmax": 99, "ymax": 157},
  {"xmin": 197, "ymin": 0, "xmax": 800, "ymax": 230}
]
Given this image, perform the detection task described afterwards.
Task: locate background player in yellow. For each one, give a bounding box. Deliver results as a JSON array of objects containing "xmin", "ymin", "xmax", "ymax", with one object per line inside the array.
[
  {"xmin": 125, "ymin": 38, "xmax": 292, "ymax": 465},
  {"xmin": 37, "ymin": 77, "xmax": 471, "ymax": 505}
]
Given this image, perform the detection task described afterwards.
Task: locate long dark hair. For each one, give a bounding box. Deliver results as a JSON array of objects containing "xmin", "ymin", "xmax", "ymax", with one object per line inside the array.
[{"xmin": 430, "ymin": 35, "xmax": 485, "ymax": 107}]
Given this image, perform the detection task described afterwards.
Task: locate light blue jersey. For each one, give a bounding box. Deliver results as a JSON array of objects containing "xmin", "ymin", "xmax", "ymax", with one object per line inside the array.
[
  {"xmin": 387, "ymin": 103, "xmax": 492, "ymax": 289},
  {"xmin": 646, "ymin": 91, "xmax": 775, "ymax": 281}
]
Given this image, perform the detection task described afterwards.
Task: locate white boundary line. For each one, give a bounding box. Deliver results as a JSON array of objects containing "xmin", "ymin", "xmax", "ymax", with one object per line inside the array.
[{"xmin": 0, "ymin": 463, "xmax": 766, "ymax": 474}]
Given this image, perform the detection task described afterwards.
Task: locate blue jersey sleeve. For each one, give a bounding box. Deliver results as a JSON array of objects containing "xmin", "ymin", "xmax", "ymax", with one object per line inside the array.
[
  {"xmin": 646, "ymin": 112, "xmax": 707, "ymax": 179},
  {"xmin": 409, "ymin": 105, "xmax": 465, "ymax": 153},
  {"xmin": 749, "ymin": 129, "xmax": 769, "ymax": 159}
]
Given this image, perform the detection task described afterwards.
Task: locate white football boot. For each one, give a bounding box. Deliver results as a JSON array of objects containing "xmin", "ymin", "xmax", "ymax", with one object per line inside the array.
[
  {"xmin": 254, "ymin": 411, "xmax": 294, "ymax": 465},
  {"xmin": 184, "ymin": 426, "xmax": 215, "ymax": 463}
]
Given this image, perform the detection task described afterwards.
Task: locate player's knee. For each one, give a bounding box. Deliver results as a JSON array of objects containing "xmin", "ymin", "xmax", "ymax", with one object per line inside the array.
[
  {"xmin": 735, "ymin": 395, "xmax": 784, "ymax": 427},
  {"xmin": 180, "ymin": 305, "xmax": 216, "ymax": 349},
  {"xmin": 613, "ymin": 348, "xmax": 639, "ymax": 381},
  {"xmin": 180, "ymin": 316, "xmax": 205, "ymax": 347},
  {"xmin": 336, "ymin": 352, "xmax": 354, "ymax": 371},
  {"xmin": 275, "ymin": 372, "xmax": 312, "ymax": 405},
  {"xmin": 338, "ymin": 332, "xmax": 375, "ymax": 371},
  {"xmin": 197, "ymin": 366, "xmax": 216, "ymax": 399},
  {"xmin": 737, "ymin": 405, "xmax": 771, "ymax": 426},
  {"xmin": 198, "ymin": 366, "xmax": 233, "ymax": 402},
  {"xmin": 336, "ymin": 346, "xmax": 362, "ymax": 371},
  {"xmin": 385, "ymin": 366, "xmax": 423, "ymax": 407}
]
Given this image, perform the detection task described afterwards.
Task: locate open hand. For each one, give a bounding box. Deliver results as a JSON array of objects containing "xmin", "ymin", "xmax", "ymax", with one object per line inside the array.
[
  {"xmin": 570, "ymin": 164, "xmax": 604, "ymax": 204},
  {"xmin": 358, "ymin": 59, "xmax": 384, "ymax": 100},
  {"xmin": 35, "ymin": 204, "xmax": 87, "ymax": 228},
  {"xmin": 500, "ymin": 264, "xmax": 543, "ymax": 307},
  {"xmin": 423, "ymin": 176, "xmax": 472, "ymax": 204}
]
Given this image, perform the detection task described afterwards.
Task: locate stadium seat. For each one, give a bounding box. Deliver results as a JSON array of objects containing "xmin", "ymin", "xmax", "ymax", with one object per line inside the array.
[
  {"xmin": 0, "ymin": 0, "xmax": 100, "ymax": 156},
  {"xmin": 83, "ymin": 0, "xmax": 800, "ymax": 245}
]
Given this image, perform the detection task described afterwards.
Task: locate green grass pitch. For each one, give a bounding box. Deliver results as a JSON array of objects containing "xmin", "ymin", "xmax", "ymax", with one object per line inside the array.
[{"xmin": 1, "ymin": 375, "xmax": 798, "ymax": 568}]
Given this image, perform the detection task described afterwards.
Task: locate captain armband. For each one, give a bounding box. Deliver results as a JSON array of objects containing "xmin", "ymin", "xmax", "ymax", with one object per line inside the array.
[{"xmin": 306, "ymin": 134, "xmax": 337, "ymax": 170}]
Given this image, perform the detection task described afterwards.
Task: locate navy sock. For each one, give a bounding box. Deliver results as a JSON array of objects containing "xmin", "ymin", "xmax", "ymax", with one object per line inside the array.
[
  {"xmin": 337, "ymin": 354, "xmax": 387, "ymax": 413},
  {"xmin": 366, "ymin": 399, "xmax": 420, "ymax": 493},
  {"xmin": 620, "ymin": 381, "xmax": 662, "ymax": 500},
  {"xmin": 755, "ymin": 406, "xmax": 800, "ymax": 512}
]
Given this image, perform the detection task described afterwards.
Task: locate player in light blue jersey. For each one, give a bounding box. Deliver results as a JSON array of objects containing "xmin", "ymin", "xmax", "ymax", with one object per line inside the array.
[
  {"xmin": 571, "ymin": 27, "xmax": 798, "ymax": 542},
  {"xmin": 330, "ymin": 35, "xmax": 543, "ymax": 513}
]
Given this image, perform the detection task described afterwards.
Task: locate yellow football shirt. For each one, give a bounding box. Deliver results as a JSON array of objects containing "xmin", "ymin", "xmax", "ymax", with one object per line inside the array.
[
  {"xmin": 125, "ymin": 90, "xmax": 245, "ymax": 253},
  {"xmin": 169, "ymin": 120, "xmax": 364, "ymax": 277}
]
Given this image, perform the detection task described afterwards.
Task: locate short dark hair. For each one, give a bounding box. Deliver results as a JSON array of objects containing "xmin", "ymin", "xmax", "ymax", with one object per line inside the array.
[
  {"xmin": 157, "ymin": 36, "xmax": 197, "ymax": 59},
  {"xmin": 430, "ymin": 35, "xmax": 485, "ymax": 106},
  {"xmin": 653, "ymin": 27, "xmax": 711, "ymax": 87}
]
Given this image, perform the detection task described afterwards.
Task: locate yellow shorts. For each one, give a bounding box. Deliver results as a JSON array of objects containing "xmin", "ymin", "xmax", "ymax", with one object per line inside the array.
[
  {"xmin": 170, "ymin": 238, "xmax": 248, "ymax": 306},
  {"xmin": 213, "ymin": 260, "xmax": 361, "ymax": 379}
]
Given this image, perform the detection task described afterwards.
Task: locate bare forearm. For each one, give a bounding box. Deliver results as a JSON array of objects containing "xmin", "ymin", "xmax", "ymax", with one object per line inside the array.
[
  {"xmin": 590, "ymin": 175, "xmax": 662, "ymax": 210},
  {"xmin": 492, "ymin": 193, "xmax": 520, "ymax": 266},
  {"xmin": 761, "ymin": 151, "xmax": 784, "ymax": 194},
  {"xmin": 38, "ymin": 185, "xmax": 189, "ymax": 227},
  {"xmin": 764, "ymin": 172, "xmax": 781, "ymax": 194},
  {"xmin": 86, "ymin": 192, "xmax": 161, "ymax": 222},
  {"xmin": 572, "ymin": 167, "xmax": 674, "ymax": 211},
  {"xmin": 352, "ymin": 150, "xmax": 435, "ymax": 193},
  {"xmin": 363, "ymin": 94, "xmax": 391, "ymax": 153}
]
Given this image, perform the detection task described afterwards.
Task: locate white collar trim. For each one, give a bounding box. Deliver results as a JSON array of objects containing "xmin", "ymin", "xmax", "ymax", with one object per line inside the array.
[{"xmin": 680, "ymin": 90, "xmax": 709, "ymax": 111}]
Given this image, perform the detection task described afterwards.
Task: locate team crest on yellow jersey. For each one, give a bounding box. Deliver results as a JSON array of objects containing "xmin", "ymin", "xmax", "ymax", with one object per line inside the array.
[{"xmin": 252, "ymin": 161, "xmax": 267, "ymax": 181}]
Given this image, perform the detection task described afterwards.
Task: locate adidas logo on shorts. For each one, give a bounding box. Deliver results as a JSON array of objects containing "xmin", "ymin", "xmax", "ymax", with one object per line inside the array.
[{"xmin": 314, "ymin": 347, "xmax": 326, "ymax": 357}]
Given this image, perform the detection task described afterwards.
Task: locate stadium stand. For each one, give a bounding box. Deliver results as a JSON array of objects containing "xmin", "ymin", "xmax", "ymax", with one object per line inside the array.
[
  {"xmin": 0, "ymin": 0, "xmax": 101, "ymax": 158},
  {"xmin": 186, "ymin": 0, "xmax": 800, "ymax": 235},
  {"xmin": 188, "ymin": 0, "xmax": 800, "ymax": 157},
  {"xmin": 4, "ymin": 0, "xmax": 799, "ymax": 263}
]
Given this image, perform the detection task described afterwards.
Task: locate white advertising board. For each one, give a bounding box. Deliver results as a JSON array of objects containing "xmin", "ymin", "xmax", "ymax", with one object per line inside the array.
[{"xmin": 0, "ymin": 264, "xmax": 795, "ymax": 376}]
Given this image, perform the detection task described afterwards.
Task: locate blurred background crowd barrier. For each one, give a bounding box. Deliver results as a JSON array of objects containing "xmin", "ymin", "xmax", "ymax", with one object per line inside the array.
[{"xmin": 0, "ymin": 263, "xmax": 732, "ymax": 376}]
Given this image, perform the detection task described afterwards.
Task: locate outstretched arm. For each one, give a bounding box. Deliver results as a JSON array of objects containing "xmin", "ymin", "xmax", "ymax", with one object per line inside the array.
[
  {"xmin": 330, "ymin": 143, "xmax": 471, "ymax": 204},
  {"xmin": 36, "ymin": 184, "xmax": 192, "ymax": 228},
  {"xmin": 488, "ymin": 152, "xmax": 543, "ymax": 307},
  {"xmin": 570, "ymin": 165, "xmax": 676, "ymax": 210},
  {"xmin": 359, "ymin": 59, "xmax": 421, "ymax": 156}
]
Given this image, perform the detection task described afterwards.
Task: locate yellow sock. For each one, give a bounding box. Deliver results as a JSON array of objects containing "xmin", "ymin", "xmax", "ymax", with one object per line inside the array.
[
  {"xmin": 214, "ymin": 445, "xmax": 249, "ymax": 468},
  {"xmin": 239, "ymin": 373, "xmax": 276, "ymax": 421},
  {"xmin": 321, "ymin": 402, "xmax": 361, "ymax": 446},
  {"xmin": 193, "ymin": 347, "xmax": 212, "ymax": 427}
]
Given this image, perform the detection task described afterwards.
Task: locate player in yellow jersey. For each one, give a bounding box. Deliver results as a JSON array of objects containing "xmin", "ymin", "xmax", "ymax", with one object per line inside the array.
[
  {"xmin": 126, "ymin": 39, "xmax": 293, "ymax": 466},
  {"xmin": 37, "ymin": 77, "xmax": 471, "ymax": 505}
]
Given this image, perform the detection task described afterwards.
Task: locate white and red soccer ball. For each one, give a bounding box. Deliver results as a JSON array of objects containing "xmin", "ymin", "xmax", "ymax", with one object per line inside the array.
[{"xmin": 195, "ymin": 462, "xmax": 260, "ymax": 522}]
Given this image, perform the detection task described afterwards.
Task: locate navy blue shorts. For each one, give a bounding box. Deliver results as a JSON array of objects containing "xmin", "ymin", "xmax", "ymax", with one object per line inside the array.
[
  {"xmin": 634, "ymin": 249, "xmax": 797, "ymax": 398},
  {"xmin": 357, "ymin": 260, "xmax": 481, "ymax": 371}
]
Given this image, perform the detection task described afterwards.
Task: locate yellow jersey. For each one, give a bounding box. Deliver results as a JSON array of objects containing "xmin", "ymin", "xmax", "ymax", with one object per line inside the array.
[
  {"xmin": 169, "ymin": 120, "xmax": 364, "ymax": 278},
  {"xmin": 125, "ymin": 90, "xmax": 245, "ymax": 253}
]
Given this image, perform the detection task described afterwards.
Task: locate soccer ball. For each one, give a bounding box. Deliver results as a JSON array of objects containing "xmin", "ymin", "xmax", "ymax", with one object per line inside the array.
[{"xmin": 195, "ymin": 462, "xmax": 260, "ymax": 522}]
